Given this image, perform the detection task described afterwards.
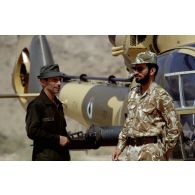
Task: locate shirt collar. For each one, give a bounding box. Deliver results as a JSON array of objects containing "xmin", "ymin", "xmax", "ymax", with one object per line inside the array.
[
  {"xmin": 147, "ymin": 82, "xmax": 158, "ymax": 95},
  {"xmin": 40, "ymin": 90, "xmax": 61, "ymax": 105},
  {"xmin": 138, "ymin": 82, "xmax": 157, "ymax": 98}
]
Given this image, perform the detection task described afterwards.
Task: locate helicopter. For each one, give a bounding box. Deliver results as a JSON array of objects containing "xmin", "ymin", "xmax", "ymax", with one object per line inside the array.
[{"xmin": 1, "ymin": 35, "xmax": 195, "ymax": 160}]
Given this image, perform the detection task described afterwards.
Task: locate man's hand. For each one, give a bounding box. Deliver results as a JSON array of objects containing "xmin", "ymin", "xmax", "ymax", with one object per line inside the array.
[
  {"xmin": 112, "ymin": 147, "xmax": 122, "ymax": 161},
  {"xmin": 164, "ymin": 149, "xmax": 172, "ymax": 160},
  {"xmin": 59, "ymin": 136, "xmax": 70, "ymax": 146}
]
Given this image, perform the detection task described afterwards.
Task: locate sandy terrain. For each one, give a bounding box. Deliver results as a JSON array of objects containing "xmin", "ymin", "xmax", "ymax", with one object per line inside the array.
[{"xmin": 0, "ymin": 35, "xmax": 127, "ymax": 160}]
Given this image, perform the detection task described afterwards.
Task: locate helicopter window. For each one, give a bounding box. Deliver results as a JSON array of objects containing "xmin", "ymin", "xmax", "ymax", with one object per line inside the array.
[
  {"xmin": 157, "ymin": 47, "xmax": 195, "ymax": 160},
  {"xmin": 157, "ymin": 49, "xmax": 195, "ymax": 106}
]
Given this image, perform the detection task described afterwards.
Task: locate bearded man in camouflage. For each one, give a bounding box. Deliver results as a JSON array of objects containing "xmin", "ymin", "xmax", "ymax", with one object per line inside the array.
[{"xmin": 112, "ymin": 51, "xmax": 181, "ymax": 161}]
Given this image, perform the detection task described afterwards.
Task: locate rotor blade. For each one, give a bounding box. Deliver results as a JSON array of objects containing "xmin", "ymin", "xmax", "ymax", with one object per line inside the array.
[
  {"xmin": 0, "ymin": 93, "xmax": 39, "ymax": 98},
  {"xmin": 28, "ymin": 35, "xmax": 55, "ymax": 93}
]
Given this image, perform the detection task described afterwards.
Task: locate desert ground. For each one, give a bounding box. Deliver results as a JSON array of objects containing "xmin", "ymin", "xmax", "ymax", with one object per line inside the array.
[{"xmin": 0, "ymin": 35, "xmax": 127, "ymax": 160}]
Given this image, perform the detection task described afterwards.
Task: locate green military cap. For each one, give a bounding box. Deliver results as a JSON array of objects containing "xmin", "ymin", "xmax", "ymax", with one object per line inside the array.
[
  {"xmin": 132, "ymin": 51, "xmax": 157, "ymax": 65},
  {"xmin": 37, "ymin": 64, "xmax": 63, "ymax": 79}
]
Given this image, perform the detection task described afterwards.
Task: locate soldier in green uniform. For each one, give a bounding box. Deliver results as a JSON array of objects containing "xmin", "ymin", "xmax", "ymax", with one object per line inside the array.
[
  {"xmin": 26, "ymin": 64, "xmax": 70, "ymax": 161},
  {"xmin": 112, "ymin": 51, "xmax": 181, "ymax": 161}
]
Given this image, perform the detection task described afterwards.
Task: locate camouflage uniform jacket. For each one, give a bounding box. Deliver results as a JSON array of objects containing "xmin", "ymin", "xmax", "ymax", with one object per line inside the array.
[{"xmin": 117, "ymin": 82, "xmax": 181, "ymax": 160}]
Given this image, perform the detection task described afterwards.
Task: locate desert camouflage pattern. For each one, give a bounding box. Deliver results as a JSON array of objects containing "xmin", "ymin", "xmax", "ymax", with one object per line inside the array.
[
  {"xmin": 117, "ymin": 82, "xmax": 181, "ymax": 161},
  {"xmin": 125, "ymin": 141, "xmax": 165, "ymax": 161}
]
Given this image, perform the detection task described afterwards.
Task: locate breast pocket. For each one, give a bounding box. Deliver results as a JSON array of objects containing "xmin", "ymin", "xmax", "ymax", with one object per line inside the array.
[
  {"xmin": 42, "ymin": 116, "xmax": 55, "ymax": 131},
  {"xmin": 142, "ymin": 103, "xmax": 156, "ymax": 115},
  {"xmin": 42, "ymin": 117, "xmax": 55, "ymax": 122},
  {"xmin": 127, "ymin": 101, "xmax": 136, "ymax": 118}
]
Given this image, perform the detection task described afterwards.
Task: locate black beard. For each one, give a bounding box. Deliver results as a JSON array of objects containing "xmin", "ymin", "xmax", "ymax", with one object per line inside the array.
[{"xmin": 135, "ymin": 71, "xmax": 150, "ymax": 84}]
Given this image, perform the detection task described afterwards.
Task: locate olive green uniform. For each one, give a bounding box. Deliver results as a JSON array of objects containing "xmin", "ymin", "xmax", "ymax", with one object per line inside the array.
[
  {"xmin": 117, "ymin": 82, "xmax": 181, "ymax": 160},
  {"xmin": 26, "ymin": 90, "xmax": 70, "ymax": 161}
]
